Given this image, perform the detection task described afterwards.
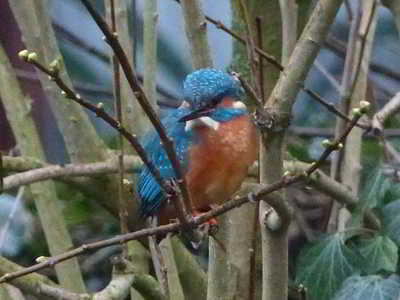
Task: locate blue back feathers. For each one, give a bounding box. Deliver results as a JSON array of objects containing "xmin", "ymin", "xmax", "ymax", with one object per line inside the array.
[
  {"xmin": 138, "ymin": 108, "xmax": 194, "ymax": 217},
  {"xmin": 138, "ymin": 69, "xmax": 247, "ymax": 217}
]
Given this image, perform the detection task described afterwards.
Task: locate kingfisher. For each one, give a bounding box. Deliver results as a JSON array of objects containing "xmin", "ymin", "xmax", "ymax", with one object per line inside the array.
[{"xmin": 138, "ymin": 69, "xmax": 258, "ymax": 225}]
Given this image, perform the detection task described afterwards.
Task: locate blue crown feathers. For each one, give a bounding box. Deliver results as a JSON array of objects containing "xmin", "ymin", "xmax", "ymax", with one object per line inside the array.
[{"xmin": 183, "ymin": 69, "xmax": 243, "ymax": 108}]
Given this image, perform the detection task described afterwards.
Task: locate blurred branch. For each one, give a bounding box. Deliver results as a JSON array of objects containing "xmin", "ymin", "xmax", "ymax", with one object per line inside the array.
[
  {"xmin": 170, "ymin": 236, "xmax": 207, "ymax": 300},
  {"xmin": 52, "ymin": 22, "xmax": 109, "ymax": 62},
  {"xmin": 326, "ymin": 35, "xmax": 400, "ymax": 83},
  {"xmin": 4, "ymin": 256, "xmax": 164, "ymax": 300},
  {"xmin": 197, "ymin": 2, "xmax": 370, "ymax": 134},
  {"xmin": 0, "ymin": 256, "xmax": 57, "ymax": 296},
  {"xmin": 79, "ymin": 0, "xmax": 194, "ymax": 226},
  {"xmin": 180, "ymin": 0, "xmax": 213, "ymax": 68},
  {"xmin": 0, "ymin": 105, "xmax": 366, "ymax": 285},
  {"xmin": 328, "ymin": 0, "xmax": 377, "ymax": 232},
  {"xmin": 371, "ymin": 91, "xmax": 400, "ymax": 135},
  {"xmin": 301, "ymin": 85, "xmax": 369, "ymax": 129},
  {"xmin": 285, "ymin": 161, "xmax": 381, "ymax": 230},
  {"xmin": 279, "ymin": 0, "xmax": 298, "ymax": 65},
  {"xmin": 106, "ymin": 0, "xmax": 130, "ymax": 242},
  {"xmin": 382, "ymin": 0, "xmax": 400, "ymax": 39},
  {"xmin": 259, "ymin": 1, "xmax": 344, "ymax": 299},
  {"xmin": 0, "ymin": 43, "xmax": 86, "ymax": 292},
  {"xmin": 205, "ymin": 14, "xmax": 284, "ymax": 71},
  {"xmin": 314, "ymin": 59, "xmax": 341, "ymax": 92},
  {"xmin": 256, "ymin": 17, "xmax": 266, "ymax": 102},
  {"xmin": 289, "ymin": 126, "xmax": 400, "ymax": 137},
  {"xmin": 2, "ymin": 155, "xmax": 141, "ymax": 191},
  {"xmin": 238, "ymin": 0, "xmax": 260, "ymax": 94},
  {"xmin": 18, "ymin": 51, "xmax": 170, "ymax": 197},
  {"xmin": 149, "ymin": 220, "xmax": 169, "ymax": 297},
  {"xmin": 345, "ymin": 0, "xmax": 354, "ymax": 20},
  {"xmin": 384, "ymin": 141, "xmax": 400, "ymax": 164},
  {"xmin": 0, "ymin": 187, "xmax": 25, "ymax": 250},
  {"xmin": 143, "ymin": 0, "xmax": 159, "ymax": 110},
  {"xmin": 9, "ymin": 1, "xmax": 107, "ymax": 164},
  {"xmin": 159, "ymin": 235, "xmax": 185, "ymax": 300},
  {"xmin": 0, "ymin": 284, "xmax": 25, "ymax": 300},
  {"xmin": 207, "ymin": 214, "xmax": 238, "ymax": 300}
]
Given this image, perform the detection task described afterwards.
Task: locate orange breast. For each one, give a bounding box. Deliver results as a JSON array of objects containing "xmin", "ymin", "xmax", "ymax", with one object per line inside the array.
[
  {"xmin": 158, "ymin": 112, "xmax": 258, "ymax": 224},
  {"xmin": 186, "ymin": 114, "xmax": 258, "ymax": 211}
]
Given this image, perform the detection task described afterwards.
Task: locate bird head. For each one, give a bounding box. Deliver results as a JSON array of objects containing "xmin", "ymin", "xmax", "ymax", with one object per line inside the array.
[{"xmin": 179, "ymin": 69, "xmax": 247, "ymax": 131}]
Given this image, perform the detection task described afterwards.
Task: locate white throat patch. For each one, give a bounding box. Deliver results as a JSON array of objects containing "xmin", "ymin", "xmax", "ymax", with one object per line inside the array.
[{"xmin": 185, "ymin": 116, "xmax": 220, "ymax": 132}]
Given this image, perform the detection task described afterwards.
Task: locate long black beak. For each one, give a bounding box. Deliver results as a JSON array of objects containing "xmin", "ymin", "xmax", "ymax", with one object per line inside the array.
[{"xmin": 178, "ymin": 106, "xmax": 215, "ymax": 122}]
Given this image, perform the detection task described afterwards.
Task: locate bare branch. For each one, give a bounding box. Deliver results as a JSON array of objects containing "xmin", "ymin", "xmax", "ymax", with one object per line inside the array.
[
  {"xmin": 301, "ymin": 85, "xmax": 369, "ymax": 129},
  {"xmin": 0, "ymin": 104, "xmax": 367, "ymax": 285},
  {"xmin": 279, "ymin": 0, "xmax": 298, "ymax": 65},
  {"xmin": 371, "ymin": 92, "xmax": 400, "ymax": 135},
  {"xmin": 238, "ymin": 0, "xmax": 260, "ymax": 95},
  {"xmin": 180, "ymin": 0, "xmax": 212, "ymax": 68},
  {"xmin": 18, "ymin": 52, "xmax": 172, "ymax": 199},
  {"xmin": 79, "ymin": 0, "xmax": 194, "ymax": 225},
  {"xmin": 159, "ymin": 235, "xmax": 185, "ymax": 300},
  {"xmin": 2, "ymin": 156, "xmax": 141, "ymax": 191},
  {"xmin": 106, "ymin": 0, "xmax": 130, "ymax": 241},
  {"xmin": 205, "ymin": 15, "xmax": 284, "ymax": 71}
]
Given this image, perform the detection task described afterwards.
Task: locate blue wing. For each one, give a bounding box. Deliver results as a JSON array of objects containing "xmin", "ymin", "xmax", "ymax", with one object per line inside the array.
[{"xmin": 138, "ymin": 108, "xmax": 193, "ymax": 217}]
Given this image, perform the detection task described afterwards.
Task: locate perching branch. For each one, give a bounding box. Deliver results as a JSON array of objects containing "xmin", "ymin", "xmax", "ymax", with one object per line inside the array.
[
  {"xmin": 0, "ymin": 102, "xmax": 367, "ymax": 285},
  {"xmin": 79, "ymin": 0, "xmax": 194, "ymax": 225}
]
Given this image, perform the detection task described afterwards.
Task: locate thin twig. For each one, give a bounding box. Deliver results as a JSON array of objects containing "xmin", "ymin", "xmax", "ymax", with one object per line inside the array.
[
  {"xmin": 148, "ymin": 219, "xmax": 169, "ymax": 297},
  {"xmin": 0, "ymin": 105, "xmax": 367, "ymax": 284},
  {"xmin": 206, "ymin": 12, "xmax": 366, "ymax": 130},
  {"xmin": 255, "ymin": 17, "xmax": 265, "ymax": 103},
  {"xmin": 19, "ymin": 54, "xmax": 167, "ymax": 195},
  {"xmin": 344, "ymin": 0, "xmax": 353, "ymax": 21},
  {"xmin": 301, "ymin": 86, "xmax": 369, "ymax": 129},
  {"xmin": 238, "ymin": 0, "xmax": 260, "ymax": 95},
  {"xmin": 0, "ymin": 187, "xmax": 25, "ymax": 251},
  {"xmin": 314, "ymin": 60, "xmax": 341, "ymax": 92},
  {"xmin": 205, "ymin": 15, "xmax": 284, "ymax": 71},
  {"xmin": 289, "ymin": 127, "xmax": 400, "ymax": 138},
  {"xmin": 383, "ymin": 141, "xmax": 400, "ymax": 165},
  {"xmin": 108, "ymin": 0, "xmax": 129, "ymax": 243},
  {"xmin": 79, "ymin": 0, "xmax": 193, "ymax": 225},
  {"xmin": 351, "ymin": 0, "xmax": 378, "ymax": 93},
  {"xmin": 237, "ymin": 76, "xmax": 263, "ymax": 110}
]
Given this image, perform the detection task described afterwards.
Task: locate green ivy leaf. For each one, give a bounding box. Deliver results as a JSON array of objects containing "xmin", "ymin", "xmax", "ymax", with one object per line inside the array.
[
  {"xmin": 361, "ymin": 168, "xmax": 392, "ymax": 209},
  {"xmin": 358, "ymin": 236, "xmax": 398, "ymax": 273},
  {"xmin": 382, "ymin": 199, "xmax": 400, "ymax": 245},
  {"xmin": 333, "ymin": 275, "xmax": 400, "ymax": 300},
  {"xmin": 295, "ymin": 234, "xmax": 362, "ymax": 300}
]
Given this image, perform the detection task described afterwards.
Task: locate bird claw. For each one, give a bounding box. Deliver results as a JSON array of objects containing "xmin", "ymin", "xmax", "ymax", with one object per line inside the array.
[{"xmin": 193, "ymin": 210, "xmax": 218, "ymax": 227}]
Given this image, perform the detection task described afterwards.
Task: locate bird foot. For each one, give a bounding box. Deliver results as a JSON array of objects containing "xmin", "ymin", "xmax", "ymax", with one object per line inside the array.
[{"xmin": 192, "ymin": 210, "xmax": 218, "ymax": 226}]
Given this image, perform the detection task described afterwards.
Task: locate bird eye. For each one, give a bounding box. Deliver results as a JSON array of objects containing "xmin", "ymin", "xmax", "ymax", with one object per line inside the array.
[{"xmin": 211, "ymin": 97, "xmax": 220, "ymax": 106}]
